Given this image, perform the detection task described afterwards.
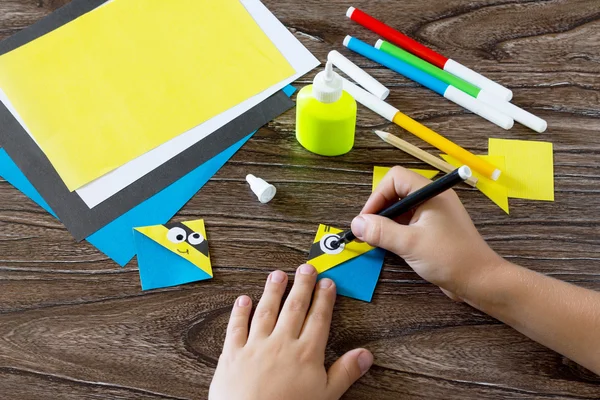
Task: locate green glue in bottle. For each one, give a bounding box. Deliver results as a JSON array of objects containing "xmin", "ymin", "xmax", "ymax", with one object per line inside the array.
[{"xmin": 296, "ymin": 61, "xmax": 357, "ymax": 156}]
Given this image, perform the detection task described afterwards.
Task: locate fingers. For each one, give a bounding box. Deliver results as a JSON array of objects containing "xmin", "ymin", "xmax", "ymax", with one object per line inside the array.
[
  {"xmin": 351, "ymin": 214, "xmax": 418, "ymax": 257},
  {"xmin": 248, "ymin": 270, "xmax": 288, "ymax": 341},
  {"xmin": 362, "ymin": 166, "xmax": 431, "ymax": 215},
  {"xmin": 223, "ymin": 295, "xmax": 253, "ymax": 352},
  {"xmin": 299, "ymin": 278, "xmax": 336, "ymax": 353},
  {"xmin": 326, "ymin": 348, "xmax": 373, "ymax": 399},
  {"xmin": 273, "ymin": 264, "xmax": 318, "ymax": 338}
]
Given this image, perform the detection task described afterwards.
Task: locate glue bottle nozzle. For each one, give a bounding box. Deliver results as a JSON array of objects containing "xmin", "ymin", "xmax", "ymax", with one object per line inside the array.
[{"xmin": 324, "ymin": 61, "xmax": 334, "ymax": 82}]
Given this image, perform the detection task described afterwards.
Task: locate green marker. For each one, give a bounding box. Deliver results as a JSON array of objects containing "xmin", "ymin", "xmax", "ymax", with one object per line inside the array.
[
  {"xmin": 375, "ymin": 39, "xmax": 547, "ymax": 133},
  {"xmin": 375, "ymin": 39, "xmax": 481, "ymax": 98}
]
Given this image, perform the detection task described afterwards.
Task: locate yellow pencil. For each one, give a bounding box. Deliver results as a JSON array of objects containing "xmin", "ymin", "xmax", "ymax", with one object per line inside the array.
[{"xmin": 342, "ymin": 78, "xmax": 501, "ymax": 181}]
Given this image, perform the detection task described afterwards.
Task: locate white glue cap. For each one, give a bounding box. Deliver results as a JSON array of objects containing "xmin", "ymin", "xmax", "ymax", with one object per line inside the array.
[
  {"xmin": 313, "ymin": 61, "xmax": 343, "ymax": 103},
  {"xmin": 246, "ymin": 174, "xmax": 277, "ymax": 204}
]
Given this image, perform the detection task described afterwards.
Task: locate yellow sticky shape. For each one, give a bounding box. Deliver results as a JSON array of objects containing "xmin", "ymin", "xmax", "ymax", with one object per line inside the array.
[
  {"xmin": 372, "ymin": 166, "xmax": 439, "ymax": 192},
  {"xmin": 307, "ymin": 225, "xmax": 374, "ymax": 274},
  {"xmin": 441, "ymin": 154, "xmax": 509, "ymax": 214},
  {"xmin": 0, "ymin": 0, "xmax": 295, "ymax": 191},
  {"xmin": 488, "ymin": 139, "xmax": 554, "ymax": 201},
  {"xmin": 135, "ymin": 219, "xmax": 212, "ymax": 277}
]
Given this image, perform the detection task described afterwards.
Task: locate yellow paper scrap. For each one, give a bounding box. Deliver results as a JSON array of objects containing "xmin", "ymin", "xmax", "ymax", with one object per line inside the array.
[
  {"xmin": 0, "ymin": 0, "xmax": 295, "ymax": 190},
  {"xmin": 307, "ymin": 225, "xmax": 375, "ymax": 274},
  {"xmin": 372, "ymin": 166, "xmax": 439, "ymax": 192},
  {"xmin": 488, "ymin": 139, "xmax": 554, "ymax": 201},
  {"xmin": 441, "ymin": 154, "xmax": 509, "ymax": 214}
]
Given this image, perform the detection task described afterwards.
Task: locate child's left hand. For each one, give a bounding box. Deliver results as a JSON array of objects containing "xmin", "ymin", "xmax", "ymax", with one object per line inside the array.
[{"xmin": 209, "ymin": 264, "xmax": 373, "ymax": 400}]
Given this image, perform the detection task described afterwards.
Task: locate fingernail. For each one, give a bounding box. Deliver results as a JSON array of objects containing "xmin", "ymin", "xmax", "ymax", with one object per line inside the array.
[
  {"xmin": 358, "ymin": 351, "xmax": 374, "ymax": 374},
  {"xmin": 351, "ymin": 216, "xmax": 366, "ymax": 238},
  {"xmin": 319, "ymin": 278, "xmax": 333, "ymax": 289},
  {"xmin": 237, "ymin": 296, "xmax": 250, "ymax": 307},
  {"xmin": 270, "ymin": 270, "xmax": 286, "ymax": 283},
  {"xmin": 298, "ymin": 264, "xmax": 316, "ymax": 275}
]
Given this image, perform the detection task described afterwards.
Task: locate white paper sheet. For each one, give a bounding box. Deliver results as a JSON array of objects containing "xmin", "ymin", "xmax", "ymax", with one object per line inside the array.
[{"xmin": 0, "ymin": 0, "xmax": 319, "ymax": 208}]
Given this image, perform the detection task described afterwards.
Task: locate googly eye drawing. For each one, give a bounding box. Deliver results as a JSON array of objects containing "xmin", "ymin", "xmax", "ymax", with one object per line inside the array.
[
  {"xmin": 320, "ymin": 234, "xmax": 345, "ymax": 255},
  {"xmin": 307, "ymin": 224, "xmax": 376, "ymax": 274}
]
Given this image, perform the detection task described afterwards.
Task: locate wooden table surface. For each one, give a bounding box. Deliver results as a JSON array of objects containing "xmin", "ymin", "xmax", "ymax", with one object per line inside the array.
[{"xmin": 1, "ymin": 0, "xmax": 600, "ymax": 399}]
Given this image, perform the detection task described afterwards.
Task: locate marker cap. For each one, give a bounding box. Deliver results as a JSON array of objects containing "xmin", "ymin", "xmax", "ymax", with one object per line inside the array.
[
  {"xmin": 328, "ymin": 50, "xmax": 389, "ymax": 100},
  {"xmin": 246, "ymin": 174, "xmax": 277, "ymax": 204}
]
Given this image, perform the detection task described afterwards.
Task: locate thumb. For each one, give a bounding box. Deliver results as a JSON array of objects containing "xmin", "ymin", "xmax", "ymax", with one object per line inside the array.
[
  {"xmin": 351, "ymin": 214, "xmax": 417, "ymax": 256},
  {"xmin": 326, "ymin": 348, "xmax": 373, "ymax": 399}
]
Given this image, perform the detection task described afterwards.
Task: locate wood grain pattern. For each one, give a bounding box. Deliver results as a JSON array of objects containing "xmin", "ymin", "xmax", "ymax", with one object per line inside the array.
[{"xmin": 1, "ymin": 0, "xmax": 599, "ymax": 398}]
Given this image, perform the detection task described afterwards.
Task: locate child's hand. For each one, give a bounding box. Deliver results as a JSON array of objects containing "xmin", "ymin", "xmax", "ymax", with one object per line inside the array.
[
  {"xmin": 352, "ymin": 166, "xmax": 504, "ymax": 300},
  {"xmin": 209, "ymin": 265, "xmax": 373, "ymax": 400}
]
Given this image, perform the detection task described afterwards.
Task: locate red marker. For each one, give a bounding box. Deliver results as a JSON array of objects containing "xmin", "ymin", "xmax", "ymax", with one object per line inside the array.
[{"xmin": 346, "ymin": 7, "xmax": 513, "ymax": 101}]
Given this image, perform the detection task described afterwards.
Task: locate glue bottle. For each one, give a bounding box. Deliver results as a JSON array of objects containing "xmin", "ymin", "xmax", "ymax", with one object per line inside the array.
[{"xmin": 296, "ymin": 61, "xmax": 357, "ymax": 156}]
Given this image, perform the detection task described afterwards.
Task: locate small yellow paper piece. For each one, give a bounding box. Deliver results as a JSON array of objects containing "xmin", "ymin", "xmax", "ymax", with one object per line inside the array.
[
  {"xmin": 441, "ymin": 154, "xmax": 509, "ymax": 214},
  {"xmin": 488, "ymin": 139, "xmax": 554, "ymax": 201},
  {"xmin": 372, "ymin": 166, "xmax": 439, "ymax": 192},
  {"xmin": 0, "ymin": 0, "xmax": 295, "ymax": 190},
  {"xmin": 307, "ymin": 225, "xmax": 374, "ymax": 274},
  {"xmin": 135, "ymin": 219, "xmax": 212, "ymax": 277}
]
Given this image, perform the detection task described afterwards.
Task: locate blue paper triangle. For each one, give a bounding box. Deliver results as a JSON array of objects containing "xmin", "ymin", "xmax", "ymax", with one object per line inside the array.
[
  {"xmin": 318, "ymin": 248, "xmax": 385, "ymax": 302},
  {"xmin": 133, "ymin": 230, "xmax": 212, "ymax": 290}
]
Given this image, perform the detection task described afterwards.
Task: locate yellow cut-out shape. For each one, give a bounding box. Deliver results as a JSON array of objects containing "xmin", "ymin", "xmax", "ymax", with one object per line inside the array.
[
  {"xmin": 0, "ymin": 0, "xmax": 295, "ymax": 191},
  {"xmin": 441, "ymin": 154, "xmax": 509, "ymax": 214},
  {"xmin": 307, "ymin": 225, "xmax": 375, "ymax": 274},
  {"xmin": 372, "ymin": 166, "xmax": 439, "ymax": 192},
  {"xmin": 488, "ymin": 139, "xmax": 554, "ymax": 201},
  {"xmin": 135, "ymin": 219, "xmax": 212, "ymax": 277}
]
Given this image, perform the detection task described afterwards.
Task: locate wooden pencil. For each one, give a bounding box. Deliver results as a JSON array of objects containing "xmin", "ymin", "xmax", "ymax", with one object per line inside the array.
[{"xmin": 374, "ymin": 130, "xmax": 479, "ymax": 187}]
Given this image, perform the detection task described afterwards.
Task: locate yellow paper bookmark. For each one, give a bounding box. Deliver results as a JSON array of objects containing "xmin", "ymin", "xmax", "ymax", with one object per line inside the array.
[{"xmin": 0, "ymin": 0, "xmax": 295, "ymax": 190}]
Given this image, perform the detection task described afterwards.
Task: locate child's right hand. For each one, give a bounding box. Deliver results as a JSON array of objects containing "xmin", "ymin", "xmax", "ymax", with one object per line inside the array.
[{"xmin": 351, "ymin": 166, "xmax": 505, "ymax": 300}]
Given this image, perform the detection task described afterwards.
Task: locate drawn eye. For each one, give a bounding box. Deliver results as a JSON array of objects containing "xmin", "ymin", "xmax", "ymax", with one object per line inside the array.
[
  {"xmin": 188, "ymin": 232, "xmax": 204, "ymax": 245},
  {"xmin": 319, "ymin": 234, "xmax": 345, "ymax": 255},
  {"xmin": 167, "ymin": 227, "xmax": 187, "ymax": 244}
]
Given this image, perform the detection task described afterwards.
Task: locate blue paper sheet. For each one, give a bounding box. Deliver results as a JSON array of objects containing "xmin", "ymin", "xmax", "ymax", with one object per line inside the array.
[
  {"xmin": 0, "ymin": 148, "xmax": 56, "ymax": 217},
  {"xmin": 0, "ymin": 86, "xmax": 295, "ymax": 267},
  {"xmin": 0, "ymin": 136, "xmax": 248, "ymax": 265},
  {"xmin": 318, "ymin": 248, "xmax": 385, "ymax": 302}
]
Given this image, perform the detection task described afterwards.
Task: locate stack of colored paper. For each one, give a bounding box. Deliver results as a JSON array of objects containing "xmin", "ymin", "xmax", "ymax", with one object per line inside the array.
[{"xmin": 0, "ymin": 0, "xmax": 319, "ymax": 266}]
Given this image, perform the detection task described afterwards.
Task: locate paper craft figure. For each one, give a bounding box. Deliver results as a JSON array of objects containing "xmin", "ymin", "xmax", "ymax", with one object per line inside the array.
[
  {"xmin": 307, "ymin": 224, "xmax": 384, "ymax": 302},
  {"xmin": 308, "ymin": 225, "xmax": 376, "ymax": 274},
  {"xmin": 133, "ymin": 219, "xmax": 212, "ymax": 290}
]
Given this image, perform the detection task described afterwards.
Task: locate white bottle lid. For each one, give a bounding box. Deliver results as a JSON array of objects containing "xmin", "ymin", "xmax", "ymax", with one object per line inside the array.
[
  {"xmin": 246, "ymin": 174, "xmax": 277, "ymax": 204},
  {"xmin": 313, "ymin": 61, "xmax": 343, "ymax": 103}
]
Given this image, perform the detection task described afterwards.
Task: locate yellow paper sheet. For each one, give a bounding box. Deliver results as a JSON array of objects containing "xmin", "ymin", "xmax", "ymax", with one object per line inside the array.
[
  {"xmin": 372, "ymin": 166, "xmax": 439, "ymax": 192},
  {"xmin": 441, "ymin": 154, "xmax": 509, "ymax": 214},
  {"xmin": 488, "ymin": 139, "xmax": 554, "ymax": 201},
  {"xmin": 0, "ymin": 0, "xmax": 295, "ymax": 191},
  {"xmin": 307, "ymin": 225, "xmax": 375, "ymax": 274}
]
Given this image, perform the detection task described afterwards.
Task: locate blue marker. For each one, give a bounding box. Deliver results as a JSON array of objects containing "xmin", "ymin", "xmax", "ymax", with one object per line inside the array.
[{"xmin": 343, "ymin": 36, "xmax": 513, "ymax": 130}]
